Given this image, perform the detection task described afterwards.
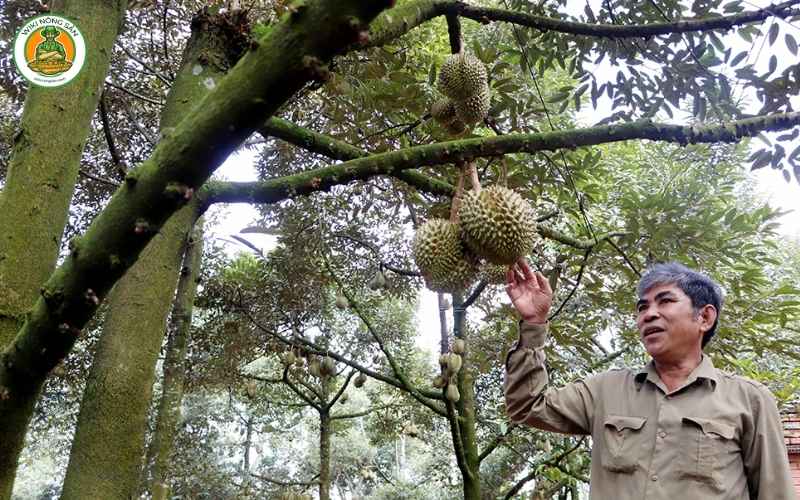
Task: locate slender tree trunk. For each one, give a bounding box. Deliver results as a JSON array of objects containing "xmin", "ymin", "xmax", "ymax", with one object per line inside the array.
[
  {"xmin": 243, "ymin": 415, "xmax": 254, "ymax": 474},
  {"xmin": 453, "ymin": 293, "xmax": 481, "ymax": 500},
  {"xmin": 60, "ymin": 10, "xmax": 248, "ymax": 498},
  {"xmin": 319, "ymin": 410, "xmax": 332, "ymax": 500},
  {"xmin": 142, "ymin": 223, "xmax": 203, "ymax": 498},
  {"xmin": 0, "ymin": 0, "xmax": 126, "ymax": 495}
]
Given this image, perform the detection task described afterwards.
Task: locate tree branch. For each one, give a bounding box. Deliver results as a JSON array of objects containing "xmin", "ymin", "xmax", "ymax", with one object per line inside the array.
[
  {"xmin": 98, "ymin": 91, "xmax": 126, "ymax": 177},
  {"xmin": 282, "ymin": 365, "xmax": 322, "ymax": 412},
  {"xmin": 478, "ymin": 423, "xmax": 517, "ymax": 463},
  {"xmin": 251, "ymin": 472, "xmax": 320, "ymax": 487},
  {"xmin": 367, "ymin": 0, "xmax": 800, "ymax": 47},
  {"xmin": 502, "ymin": 437, "xmax": 587, "ymax": 499},
  {"xmin": 259, "ymin": 116, "xmax": 453, "ymax": 196},
  {"xmin": 331, "ymin": 402, "xmax": 398, "ymax": 420},
  {"xmin": 0, "ymin": 0, "xmax": 393, "ymax": 422},
  {"xmin": 200, "ymin": 113, "xmax": 800, "ymax": 209},
  {"xmin": 324, "ymin": 369, "xmax": 355, "ymax": 411},
  {"xmin": 243, "ymin": 312, "xmax": 447, "ymax": 417}
]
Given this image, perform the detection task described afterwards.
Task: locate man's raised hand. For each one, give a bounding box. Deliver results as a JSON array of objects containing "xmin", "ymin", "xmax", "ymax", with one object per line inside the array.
[{"xmin": 505, "ymin": 259, "xmax": 553, "ymax": 324}]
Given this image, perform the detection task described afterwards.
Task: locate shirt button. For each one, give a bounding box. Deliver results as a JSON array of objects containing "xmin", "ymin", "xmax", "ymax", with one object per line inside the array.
[{"xmin": 651, "ymin": 474, "xmax": 658, "ymax": 481}]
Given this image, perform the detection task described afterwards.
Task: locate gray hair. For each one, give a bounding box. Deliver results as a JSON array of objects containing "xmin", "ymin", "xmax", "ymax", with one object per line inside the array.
[{"xmin": 637, "ymin": 262, "xmax": 723, "ymax": 348}]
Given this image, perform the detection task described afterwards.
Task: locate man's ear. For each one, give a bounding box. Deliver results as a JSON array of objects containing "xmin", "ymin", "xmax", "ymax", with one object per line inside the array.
[{"xmin": 698, "ymin": 304, "xmax": 718, "ymax": 333}]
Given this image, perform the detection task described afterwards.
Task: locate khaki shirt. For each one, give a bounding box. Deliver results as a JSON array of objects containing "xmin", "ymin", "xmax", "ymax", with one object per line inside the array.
[{"xmin": 504, "ymin": 321, "xmax": 796, "ymax": 500}]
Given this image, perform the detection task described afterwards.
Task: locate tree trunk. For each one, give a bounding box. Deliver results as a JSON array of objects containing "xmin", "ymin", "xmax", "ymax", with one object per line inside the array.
[
  {"xmin": 0, "ymin": 0, "xmax": 126, "ymax": 495},
  {"xmin": 319, "ymin": 410, "xmax": 332, "ymax": 500},
  {"xmin": 453, "ymin": 293, "xmax": 481, "ymax": 500},
  {"xmin": 142, "ymin": 223, "xmax": 203, "ymax": 498},
  {"xmin": 60, "ymin": 10, "xmax": 246, "ymax": 498}
]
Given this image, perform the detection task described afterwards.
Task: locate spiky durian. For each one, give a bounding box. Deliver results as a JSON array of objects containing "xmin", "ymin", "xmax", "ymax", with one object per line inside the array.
[
  {"xmin": 354, "ymin": 372, "xmax": 367, "ymax": 388},
  {"xmin": 446, "ymin": 353, "xmax": 462, "ymax": 375},
  {"xmin": 454, "ymin": 85, "xmax": 491, "ymax": 125},
  {"xmin": 335, "ymin": 292, "xmax": 349, "ymax": 309},
  {"xmin": 320, "ymin": 357, "xmax": 336, "ymax": 377},
  {"xmin": 282, "ymin": 351, "xmax": 297, "ymax": 366},
  {"xmin": 446, "ymin": 383, "xmax": 461, "ymax": 402},
  {"xmin": 480, "ymin": 262, "xmax": 509, "ymax": 284},
  {"xmin": 459, "ymin": 186, "xmax": 537, "ymax": 265},
  {"xmin": 412, "ymin": 219, "xmax": 478, "ymax": 293},
  {"xmin": 245, "ymin": 380, "xmax": 257, "ymax": 399},
  {"xmin": 452, "ymin": 339, "xmax": 465, "ymax": 355},
  {"xmin": 308, "ymin": 359, "xmax": 321, "ymax": 378},
  {"xmin": 431, "ymin": 98, "xmax": 468, "ymax": 136},
  {"xmin": 438, "ymin": 52, "xmax": 488, "ymax": 101}
]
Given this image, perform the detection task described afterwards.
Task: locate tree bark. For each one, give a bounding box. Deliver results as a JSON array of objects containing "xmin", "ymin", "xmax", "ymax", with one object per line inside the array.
[
  {"xmin": 319, "ymin": 410, "xmax": 332, "ymax": 500},
  {"xmin": 453, "ymin": 294, "xmax": 481, "ymax": 500},
  {"xmin": 60, "ymin": 9, "xmax": 244, "ymax": 498},
  {"xmin": 141, "ymin": 222, "xmax": 203, "ymax": 498},
  {"xmin": 0, "ymin": 0, "xmax": 126, "ymax": 495}
]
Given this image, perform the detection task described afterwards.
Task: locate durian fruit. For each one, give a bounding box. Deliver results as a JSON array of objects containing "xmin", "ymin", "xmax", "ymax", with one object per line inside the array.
[
  {"xmin": 432, "ymin": 374, "xmax": 446, "ymax": 388},
  {"xmin": 454, "ymin": 85, "xmax": 491, "ymax": 125},
  {"xmin": 452, "ymin": 339, "xmax": 466, "ymax": 355},
  {"xmin": 446, "ymin": 383, "xmax": 461, "ymax": 402},
  {"xmin": 354, "ymin": 372, "xmax": 367, "ymax": 388},
  {"xmin": 459, "ymin": 185, "xmax": 537, "ymax": 265},
  {"xmin": 245, "ymin": 380, "xmax": 257, "ymax": 399},
  {"xmin": 412, "ymin": 218, "xmax": 478, "ymax": 293},
  {"xmin": 404, "ymin": 422, "xmax": 420, "ymax": 438},
  {"xmin": 368, "ymin": 271, "xmax": 387, "ymax": 291},
  {"xmin": 308, "ymin": 358, "xmax": 321, "ymax": 378},
  {"xmin": 480, "ymin": 262, "xmax": 509, "ymax": 285},
  {"xmin": 446, "ymin": 353, "xmax": 462, "ymax": 375},
  {"xmin": 431, "ymin": 98, "xmax": 467, "ymax": 136},
  {"xmin": 335, "ymin": 292, "xmax": 349, "ymax": 309},
  {"xmin": 294, "ymin": 350, "xmax": 304, "ymax": 367},
  {"xmin": 438, "ymin": 354, "xmax": 449, "ymax": 368},
  {"xmin": 438, "ymin": 52, "xmax": 488, "ymax": 101},
  {"xmin": 282, "ymin": 350, "xmax": 297, "ymax": 366},
  {"xmin": 320, "ymin": 357, "xmax": 336, "ymax": 377}
]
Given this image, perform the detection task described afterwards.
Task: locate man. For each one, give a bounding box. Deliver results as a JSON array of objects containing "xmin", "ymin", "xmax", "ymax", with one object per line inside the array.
[{"xmin": 504, "ymin": 260, "xmax": 795, "ymax": 499}]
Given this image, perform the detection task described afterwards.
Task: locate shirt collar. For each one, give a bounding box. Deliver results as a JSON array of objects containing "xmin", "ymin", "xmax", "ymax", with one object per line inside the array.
[{"xmin": 634, "ymin": 354, "xmax": 719, "ymax": 391}]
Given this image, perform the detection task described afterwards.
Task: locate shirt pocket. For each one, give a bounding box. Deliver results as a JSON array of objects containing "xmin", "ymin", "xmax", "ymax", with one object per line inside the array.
[
  {"xmin": 678, "ymin": 416, "xmax": 738, "ymax": 492},
  {"xmin": 600, "ymin": 415, "xmax": 647, "ymax": 473}
]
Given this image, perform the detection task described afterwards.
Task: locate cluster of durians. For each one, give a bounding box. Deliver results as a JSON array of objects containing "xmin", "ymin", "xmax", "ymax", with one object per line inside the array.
[
  {"xmin": 431, "ymin": 52, "xmax": 491, "ymax": 134},
  {"xmin": 412, "ymin": 185, "xmax": 537, "ymax": 293},
  {"xmin": 432, "ymin": 338, "xmax": 466, "ymax": 402}
]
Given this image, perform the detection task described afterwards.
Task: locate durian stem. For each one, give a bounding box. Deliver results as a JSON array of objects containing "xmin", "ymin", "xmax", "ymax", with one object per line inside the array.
[
  {"xmin": 500, "ymin": 157, "xmax": 509, "ymax": 187},
  {"xmin": 449, "ymin": 165, "xmax": 467, "ymax": 223},
  {"xmin": 467, "ymin": 161, "xmax": 481, "ymax": 193}
]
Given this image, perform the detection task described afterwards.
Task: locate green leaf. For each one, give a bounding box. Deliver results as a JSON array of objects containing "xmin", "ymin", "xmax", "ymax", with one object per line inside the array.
[
  {"xmin": 768, "ymin": 23, "xmax": 779, "ymax": 46},
  {"xmin": 787, "ymin": 34, "xmax": 798, "ymax": 56},
  {"xmin": 729, "ymin": 51, "xmax": 748, "ymax": 67}
]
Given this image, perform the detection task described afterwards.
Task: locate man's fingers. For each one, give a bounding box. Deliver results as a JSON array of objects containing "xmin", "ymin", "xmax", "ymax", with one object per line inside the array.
[
  {"xmin": 535, "ymin": 272, "xmax": 552, "ymax": 296},
  {"xmin": 519, "ymin": 258, "xmax": 535, "ymax": 281},
  {"xmin": 506, "ymin": 266, "xmax": 517, "ymax": 286}
]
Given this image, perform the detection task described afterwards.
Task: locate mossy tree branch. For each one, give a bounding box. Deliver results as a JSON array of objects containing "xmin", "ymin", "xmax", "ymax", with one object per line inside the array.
[
  {"xmin": 201, "ymin": 112, "xmax": 800, "ymax": 210},
  {"xmin": 259, "ymin": 116, "xmax": 454, "ymax": 196},
  {"xmin": 366, "ymin": 0, "xmax": 800, "ymax": 47},
  {"xmin": 0, "ymin": 0, "xmax": 393, "ymax": 465}
]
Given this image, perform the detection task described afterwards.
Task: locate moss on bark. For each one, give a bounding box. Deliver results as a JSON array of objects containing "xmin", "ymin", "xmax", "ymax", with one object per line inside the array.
[
  {"xmin": 142, "ymin": 222, "xmax": 203, "ymax": 497},
  {"xmin": 60, "ymin": 9, "xmax": 244, "ymax": 498},
  {"xmin": 0, "ymin": 0, "xmax": 126, "ymax": 495}
]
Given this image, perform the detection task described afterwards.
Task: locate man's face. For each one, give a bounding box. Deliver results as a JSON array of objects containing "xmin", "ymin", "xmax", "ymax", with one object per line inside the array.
[{"xmin": 636, "ymin": 283, "xmax": 710, "ymax": 361}]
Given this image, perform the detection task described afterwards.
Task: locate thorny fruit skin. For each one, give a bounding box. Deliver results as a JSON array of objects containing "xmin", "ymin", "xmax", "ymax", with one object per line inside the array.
[
  {"xmin": 446, "ymin": 383, "xmax": 460, "ymax": 403},
  {"xmin": 412, "ymin": 219, "xmax": 478, "ymax": 293},
  {"xmin": 452, "ymin": 339, "xmax": 465, "ymax": 355},
  {"xmin": 446, "ymin": 353, "xmax": 462, "ymax": 375},
  {"xmin": 459, "ymin": 185, "xmax": 537, "ymax": 265},
  {"xmin": 437, "ymin": 52, "xmax": 487, "ymax": 101}
]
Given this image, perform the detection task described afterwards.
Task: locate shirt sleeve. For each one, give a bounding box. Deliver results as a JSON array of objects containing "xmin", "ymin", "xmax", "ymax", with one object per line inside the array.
[
  {"xmin": 503, "ymin": 321, "xmax": 597, "ymax": 435},
  {"xmin": 741, "ymin": 383, "xmax": 796, "ymax": 500}
]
